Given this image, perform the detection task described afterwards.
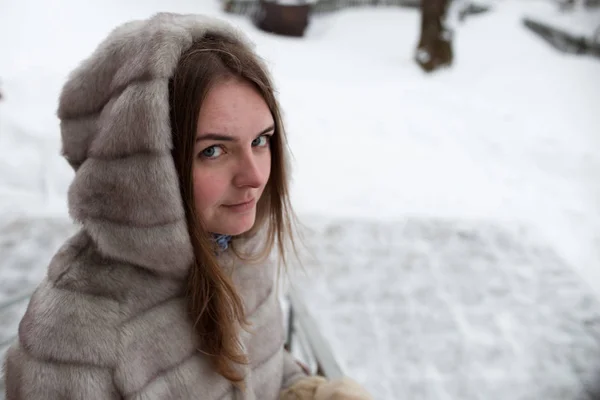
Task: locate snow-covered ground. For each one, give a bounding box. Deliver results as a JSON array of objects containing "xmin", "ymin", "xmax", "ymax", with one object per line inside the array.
[
  {"xmin": 292, "ymin": 216, "xmax": 600, "ymax": 399},
  {"xmin": 1, "ymin": 0, "xmax": 599, "ymax": 398}
]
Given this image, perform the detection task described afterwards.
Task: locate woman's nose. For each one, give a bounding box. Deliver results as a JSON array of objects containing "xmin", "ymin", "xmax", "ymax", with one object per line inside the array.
[{"xmin": 233, "ymin": 152, "xmax": 267, "ymax": 189}]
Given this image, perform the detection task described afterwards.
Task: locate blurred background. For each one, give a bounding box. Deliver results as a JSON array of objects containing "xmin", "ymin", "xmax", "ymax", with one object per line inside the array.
[{"xmin": 0, "ymin": 0, "xmax": 599, "ymax": 398}]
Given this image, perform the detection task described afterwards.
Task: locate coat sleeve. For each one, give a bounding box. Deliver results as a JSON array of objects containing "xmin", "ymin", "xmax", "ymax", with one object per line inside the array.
[
  {"xmin": 2, "ymin": 280, "xmax": 122, "ymax": 400},
  {"xmin": 3, "ymin": 340, "xmax": 121, "ymax": 400}
]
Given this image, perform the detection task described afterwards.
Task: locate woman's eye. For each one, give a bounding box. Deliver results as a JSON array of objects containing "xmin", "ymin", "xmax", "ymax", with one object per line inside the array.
[
  {"xmin": 200, "ymin": 145, "xmax": 224, "ymax": 159},
  {"xmin": 252, "ymin": 135, "xmax": 270, "ymax": 147}
]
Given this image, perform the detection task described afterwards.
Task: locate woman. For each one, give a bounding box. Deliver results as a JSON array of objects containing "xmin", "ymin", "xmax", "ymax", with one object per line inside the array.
[{"xmin": 3, "ymin": 12, "xmax": 372, "ymax": 400}]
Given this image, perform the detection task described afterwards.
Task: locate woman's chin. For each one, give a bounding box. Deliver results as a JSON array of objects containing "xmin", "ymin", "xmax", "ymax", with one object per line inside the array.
[{"xmin": 211, "ymin": 214, "xmax": 256, "ymax": 236}]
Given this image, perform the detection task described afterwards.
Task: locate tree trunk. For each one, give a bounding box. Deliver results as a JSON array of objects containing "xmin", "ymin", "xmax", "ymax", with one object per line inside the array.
[{"xmin": 415, "ymin": 0, "xmax": 453, "ymax": 72}]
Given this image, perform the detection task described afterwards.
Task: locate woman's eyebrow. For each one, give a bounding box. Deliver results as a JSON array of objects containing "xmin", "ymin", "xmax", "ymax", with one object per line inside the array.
[
  {"xmin": 196, "ymin": 125, "xmax": 275, "ymax": 142},
  {"xmin": 258, "ymin": 125, "xmax": 275, "ymax": 135},
  {"xmin": 196, "ymin": 133, "xmax": 236, "ymax": 142}
]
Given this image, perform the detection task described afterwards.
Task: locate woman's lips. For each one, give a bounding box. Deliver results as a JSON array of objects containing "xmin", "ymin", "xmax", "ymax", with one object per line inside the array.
[{"xmin": 222, "ymin": 198, "xmax": 256, "ymax": 213}]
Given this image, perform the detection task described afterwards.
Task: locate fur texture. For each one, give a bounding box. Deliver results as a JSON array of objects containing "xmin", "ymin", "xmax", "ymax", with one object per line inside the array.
[{"xmin": 2, "ymin": 12, "xmax": 305, "ymax": 399}]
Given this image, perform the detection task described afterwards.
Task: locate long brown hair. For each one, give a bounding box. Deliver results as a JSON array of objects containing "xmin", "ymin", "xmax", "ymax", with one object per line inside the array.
[{"xmin": 168, "ymin": 34, "xmax": 296, "ymax": 384}]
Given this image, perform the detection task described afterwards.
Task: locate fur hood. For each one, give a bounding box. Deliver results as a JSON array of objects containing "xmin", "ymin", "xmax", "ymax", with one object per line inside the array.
[{"xmin": 57, "ymin": 12, "xmax": 255, "ymax": 278}]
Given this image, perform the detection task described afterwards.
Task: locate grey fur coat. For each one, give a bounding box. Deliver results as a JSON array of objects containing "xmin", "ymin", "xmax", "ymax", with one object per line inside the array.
[{"xmin": 2, "ymin": 13, "xmax": 306, "ymax": 400}]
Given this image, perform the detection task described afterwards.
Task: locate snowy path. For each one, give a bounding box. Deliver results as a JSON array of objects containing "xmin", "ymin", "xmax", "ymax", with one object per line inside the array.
[
  {"xmin": 2, "ymin": 215, "xmax": 599, "ymax": 399},
  {"xmin": 293, "ymin": 217, "xmax": 600, "ymax": 399}
]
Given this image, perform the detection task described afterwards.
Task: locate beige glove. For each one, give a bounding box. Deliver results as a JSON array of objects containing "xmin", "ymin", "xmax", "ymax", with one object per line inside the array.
[
  {"xmin": 279, "ymin": 376, "xmax": 373, "ymax": 400},
  {"xmin": 280, "ymin": 376, "xmax": 327, "ymax": 399},
  {"xmin": 314, "ymin": 377, "xmax": 373, "ymax": 400}
]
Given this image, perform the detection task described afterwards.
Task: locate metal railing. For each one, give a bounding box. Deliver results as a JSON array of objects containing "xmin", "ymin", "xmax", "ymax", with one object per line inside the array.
[{"xmin": 285, "ymin": 287, "xmax": 344, "ymax": 379}]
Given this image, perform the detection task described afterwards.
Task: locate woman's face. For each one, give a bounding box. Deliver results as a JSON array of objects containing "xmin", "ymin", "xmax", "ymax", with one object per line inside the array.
[{"xmin": 193, "ymin": 78, "xmax": 273, "ymax": 236}]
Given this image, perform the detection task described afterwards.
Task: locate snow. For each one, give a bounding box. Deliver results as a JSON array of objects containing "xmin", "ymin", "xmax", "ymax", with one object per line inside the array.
[
  {"xmin": 1, "ymin": 0, "xmax": 600, "ymax": 398},
  {"xmin": 290, "ymin": 217, "xmax": 600, "ymax": 398}
]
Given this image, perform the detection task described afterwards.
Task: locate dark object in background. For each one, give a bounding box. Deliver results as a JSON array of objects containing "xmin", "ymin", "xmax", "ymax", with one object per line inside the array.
[
  {"xmin": 457, "ymin": 2, "xmax": 490, "ymax": 21},
  {"xmin": 415, "ymin": 0, "xmax": 453, "ymax": 72},
  {"xmin": 254, "ymin": 1, "xmax": 312, "ymax": 37},
  {"xmin": 224, "ymin": 0, "xmax": 491, "ymax": 16},
  {"xmin": 522, "ymin": 17, "xmax": 600, "ymax": 59}
]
